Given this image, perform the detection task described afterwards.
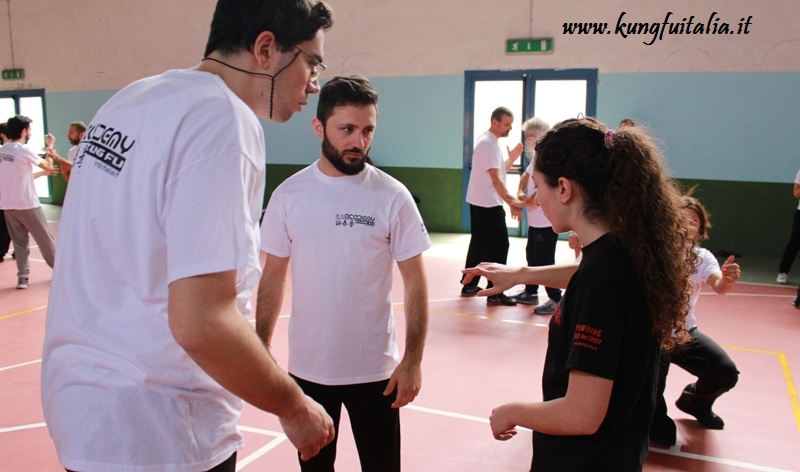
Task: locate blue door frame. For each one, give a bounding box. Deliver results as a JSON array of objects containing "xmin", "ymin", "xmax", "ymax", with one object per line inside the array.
[{"xmin": 461, "ymin": 68, "xmax": 598, "ymax": 234}]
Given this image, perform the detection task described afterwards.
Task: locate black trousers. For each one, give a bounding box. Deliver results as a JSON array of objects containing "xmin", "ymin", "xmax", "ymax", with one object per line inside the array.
[
  {"xmin": 463, "ymin": 204, "xmax": 509, "ymax": 289},
  {"xmin": 66, "ymin": 451, "xmax": 236, "ymax": 472},
  {"xmin": 292, "ymin": 375, "xmax": 400, "ymax": 472},
  {"xmin": 523, "ymin": 226, "xmax": 562, "ymax": 301},
  {"xmin": 779, "ymin": 209, "xmax": 800, "ymax": 274},
  {"xmin": 653, "ymin": 328, "xmax": 739, "ymax": 422},
  {"xmin": 0, "ymin": 210, "xmax": 11, "ymax": 257}
]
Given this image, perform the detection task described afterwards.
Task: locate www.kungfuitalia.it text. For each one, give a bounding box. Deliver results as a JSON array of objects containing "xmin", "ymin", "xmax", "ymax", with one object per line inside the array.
[{"xmin": 562, "ymin": 12, "xmax": 753, "ymax": 45}]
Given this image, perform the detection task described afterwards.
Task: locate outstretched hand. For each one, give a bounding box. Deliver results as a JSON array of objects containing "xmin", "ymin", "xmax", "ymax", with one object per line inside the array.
[
  {"xmin": 462, "ymin": 262, "xmax": 520, "ymax": 297},
  {"xmin": 721, "ymin": 255, "xmax": 741, "ymax": 283}
]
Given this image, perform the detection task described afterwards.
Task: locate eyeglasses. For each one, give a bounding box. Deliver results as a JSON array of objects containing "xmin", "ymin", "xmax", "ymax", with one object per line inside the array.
[{"xmin": 295, "ymin": 46, "xmax": 327, "ymax": 82}]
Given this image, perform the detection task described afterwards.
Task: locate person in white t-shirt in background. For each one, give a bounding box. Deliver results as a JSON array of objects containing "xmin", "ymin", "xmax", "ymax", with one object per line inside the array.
[
  {"xmin": 0, "ymin": 121, "xmax": 12, "ymax": 263},
  {"xmin": 777, "ymin": 168, "xmax": 800, "ymax": 284},
  {"xmin": 0, "ymin": 115, "xmax": 58, "ymax": 289},
  {"xmin": 41, "ymin": 1, "xmax": 336, "ymax": 471},
  {"xmin": 462, "ymin": 107, "xmax": 525, "ymax": 305},
  {"xmin": 509, "ymin": 117, "xmax": 563, "ymax": 314},
  {"xmin": 258, "ymin": 76, "xmax": 431, "ymax": 472},
  {"xmin": 43, "ymin": 121, "xmax": 87, "ymax": 182}
]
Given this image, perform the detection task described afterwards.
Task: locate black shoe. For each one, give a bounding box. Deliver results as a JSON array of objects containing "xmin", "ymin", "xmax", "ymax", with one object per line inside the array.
[
  {"xmin": 675, "ymin": 390, "xmax": 725, "ymax": 430},
  {"xmin": 461, "ymin": 285, "xmax": 483, "ymax": 297},
  {"xmin": 508, "ymin": 292, "xmax": 538, "ymax": 305},
  {"xmin": 487, "ymin": 294, "xmax": 516, "ymax": 306}
]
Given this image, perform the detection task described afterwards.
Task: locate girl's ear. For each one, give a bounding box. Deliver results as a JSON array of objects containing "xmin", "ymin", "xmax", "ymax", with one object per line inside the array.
[{"xmin": 557, "ymin": 177, "xmax": 574, "ymax": 204}]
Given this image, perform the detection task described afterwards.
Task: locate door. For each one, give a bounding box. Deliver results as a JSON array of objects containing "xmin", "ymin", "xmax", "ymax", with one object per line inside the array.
[
  {"xmin": 0, "ymin": 90, "xmax": 51, "ymax": 202},
  {"xmin": 462, "ymin": 69, "xmax": 597, "ymax": 236}
]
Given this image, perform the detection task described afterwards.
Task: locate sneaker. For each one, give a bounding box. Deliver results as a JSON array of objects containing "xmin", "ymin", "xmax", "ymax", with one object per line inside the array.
[
  {"xmin": 777, "ymin": 273, "xmax": 788, "ymax": 284},
  {"xmin": 534, "ymin": 299, "xmax": 558, "ymax": 314},
  {"xmin": 486, "ymin": 294, "xmax": 517, "ymax": 306},
  {"xmin": 461, "ymin": 285, "xmax": 483, "ymax": 297},
  {"xmin": 509, "ymin": 292, "xmax": 538, "ymax": 305},
  {"xmin": 792, "ymin": 298, "xmax": 800, "ymax": 309},
  {"xmin": 16, "ymin": 277, "xmax": 28, "ymax": 289}
]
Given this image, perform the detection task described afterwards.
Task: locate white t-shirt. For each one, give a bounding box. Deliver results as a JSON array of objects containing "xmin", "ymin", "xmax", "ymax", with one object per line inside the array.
[
  {"xmin": 41, "ymin": 69, "xmax": 265, "ymax": 472},
  {"xmin": 66, "ymin": 144, "xmax": 79, "ymax": 162},
  {"xmin": 523, "ymin": 161, "xmax": 552, "ymax": 228},
  {"xmin": 0, "ymin": 142, "xmax": 43, "ymax": 210},
  {"xmin": 794, "ymin": 168, "xmax": 800, "ymax": 210},
  {"xmin": 466, "ymin": 130, "xmax": 505, "ymax": 208},
  {"xmin": 687, "ymin": 246, "xmax": 721, "ymax": 330},
  {"xmin": 261, "ymin": 162, "xmax": 431, "ymax": 385}
]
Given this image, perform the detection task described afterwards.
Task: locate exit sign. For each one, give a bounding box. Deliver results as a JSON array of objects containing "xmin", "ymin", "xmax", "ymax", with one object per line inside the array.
[
  {"xmin": 506, "ymin": 38, "xmax": 553, "ymax": 55},
  {"xmin": 2, "ymin": 69, "xmax": 25, "ymax": 80}
]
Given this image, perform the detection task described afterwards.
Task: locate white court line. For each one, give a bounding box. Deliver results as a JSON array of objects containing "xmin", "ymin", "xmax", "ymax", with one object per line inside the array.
[
  {"xmin": 0, "ymin": 358, "xmax": 41, "ymax": 372},
  {"xmin": 0, "ymin": 422, "xmax": 46, "ymax": 434},
  {"xmin": 235, "ymin": 425, "xmax": 288, "ymax": 470}
]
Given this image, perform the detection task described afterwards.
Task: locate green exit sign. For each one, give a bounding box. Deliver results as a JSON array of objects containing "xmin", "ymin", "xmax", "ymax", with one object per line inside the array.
[
  {"xmin": 506, "ymin": 38, "xmax": 553, "ymax": 55},
  {"xmin": 2, "ymin": 69, "xmax": 25, "ymax": 80}
]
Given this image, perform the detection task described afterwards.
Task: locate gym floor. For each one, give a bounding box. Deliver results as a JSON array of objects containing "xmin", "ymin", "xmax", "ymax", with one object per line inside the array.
[{"xmin": 1, "ymin": 209, "xmax": 799, "ymax": 471}]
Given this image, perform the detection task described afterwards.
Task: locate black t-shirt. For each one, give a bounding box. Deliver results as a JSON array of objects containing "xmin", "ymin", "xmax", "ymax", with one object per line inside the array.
[{"xmin": 532, "ymin": 233, "xmax": 659, "ymax": 472}]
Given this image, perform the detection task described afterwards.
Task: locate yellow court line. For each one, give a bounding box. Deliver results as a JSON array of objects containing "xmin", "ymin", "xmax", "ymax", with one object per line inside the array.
[
  {"xmin": 725, "ymin": 345, "xmax": 800, "ymax": 433},
  {"xmin": 430, "ymin": 308, "xmax": 549, "ymax": 327},
  {"xmin": 0, "ymin": 305, "xmax": 47, "ymax": 321}
]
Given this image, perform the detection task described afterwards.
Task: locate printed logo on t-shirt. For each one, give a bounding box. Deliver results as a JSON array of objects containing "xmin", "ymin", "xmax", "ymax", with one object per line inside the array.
[
  {"xmin": 336, "ymin": 213, "xmax": 375, "ymax": 228},
  {"xmin": 0, "ymin": 153, "xmax": 12, "ymax": 163},
  {"xmin": 74, "ymin": 123, "xmax": 136, "ymax": 178},
  {"xmin": 420, "ymin": 222, "xmax": 428, "ymax": 235},
  {"xmin": 573, "ymin": 323, "xmax": 603, "ymax": 351}
]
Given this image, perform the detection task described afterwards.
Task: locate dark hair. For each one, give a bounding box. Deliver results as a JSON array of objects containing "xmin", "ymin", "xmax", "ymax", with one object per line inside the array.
[
  {"xmin": 619, "ymin": 118, "xmax": 635, "ymax": 128},
  {"xmin": 491, "ymin": 106, "xmax": 512, "ymax": 123},
  {"xmin": 316, "ymin": 75, "xmax": 378, "ymax": 126},
  {"xmin": 6, "ymin": 115, "xmax": 32, "ymax": 140},
  {"xmin": 681, "ymin": 188, "xmax": 711, "ymax": 241},
  {"xmin": 0, "ymin": 122, "xmax": 7, "ymax": 143},
  {"xmin": 204, "ymin": 0, "xmax": 333, "ymax": 57},
  {"xmin": 70, "ymin": 121, "xmax": 88, "ymax": 133},
  {"xmin": 534, "ymin": 117, "xmax": 694, "ymax": 350}
]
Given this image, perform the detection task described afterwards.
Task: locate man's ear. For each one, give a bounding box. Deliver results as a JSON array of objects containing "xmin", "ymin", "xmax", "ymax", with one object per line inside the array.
[
  {"xmin": 311, "ymin": 117, "xmax": 324, "ymax": 139},
  {"xmin": 253, "ymin": 31, "xmax": 277, "ymax": 71}
]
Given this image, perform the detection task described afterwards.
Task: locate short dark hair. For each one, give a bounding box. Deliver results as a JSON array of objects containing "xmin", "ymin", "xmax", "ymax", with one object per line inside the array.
[
  {"xmin": 316, "ymin": 76, "xmax": 378, "ymax": 126},
  {"xmin": 70, "ymin": 121, "xmax": 88, "ymax": 133},
  {"xmin": 204, "ymin": 0, "xmax": 333, "ymax": 57},
  {"xmin": 0, "ymin": 122, "xmax": 7, "ymax": 143},
  {"xmin": 6, "ymin": 115, "xmax": 32, "ymax": 140},
  {"xmin": 491, "ymin": 106, "xmax": 513, "ymax": 123}
]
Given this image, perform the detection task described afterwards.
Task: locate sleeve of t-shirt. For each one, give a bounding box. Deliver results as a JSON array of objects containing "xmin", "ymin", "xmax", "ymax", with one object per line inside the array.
[
  {"xmin": 164, "ymin": 152, "xmax": 259, "ymax": 284},
  {"xmin": 389, "ymin": 190, "xmax": 432, "ymax": 262},
  {"xmin": 260, "ymin": 187, "xmax": 291, "ymax": 258},
  {"xmin": 565, "ymin": 281, "xmax": 626, "ymax": 380},
  {"xmin": 699, "ymin": 248, "xmax": 721, "ymax": 283},
  {"xmin": 794, "ymin": 168, "xmax": 800, "ymax": 185},
  {"xmin": 473, "ymin": 139, "xmax": 500, "ymax": 173}
]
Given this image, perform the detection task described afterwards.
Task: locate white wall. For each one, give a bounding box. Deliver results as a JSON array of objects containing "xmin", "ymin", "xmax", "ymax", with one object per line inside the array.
[{"xmin": 0, "ymin": 0, "xmax": 798, "ymax": 93}]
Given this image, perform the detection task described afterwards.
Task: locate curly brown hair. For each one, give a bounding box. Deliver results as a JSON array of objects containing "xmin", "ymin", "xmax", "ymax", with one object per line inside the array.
[
  {"xmin": 534, "ymin": 118, "xmax": 694, "ymax": 350},
  {"xmin": 681, "ymin": 187, "xmax": 711, "ymax": 242}
]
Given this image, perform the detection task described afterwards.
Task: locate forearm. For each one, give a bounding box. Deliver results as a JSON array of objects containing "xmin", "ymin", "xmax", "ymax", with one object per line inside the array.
[
  {"xmin": 494, "ymin": 371, "xmax": 611, "ymax": 436},
  {"xmin": 169, "ymin": 274, "xmax": 305, "ymax": 418},
  {"xmin": 518, "ymin": 264, "xmax": 577, "ymax": 289},
  {"xmin": 255, "ymin": 276, "xmax": 285, "ymax": 348},
  {"xmin": 398, "ymin": 255, "xmax": 428, "ymax": 365},
  {"xmin": 491, "ymin": 178, "xmax": 517, "ymax": 204}
]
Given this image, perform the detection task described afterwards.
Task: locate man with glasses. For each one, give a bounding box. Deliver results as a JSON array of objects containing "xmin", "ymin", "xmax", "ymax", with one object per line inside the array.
[
  {"xmin": 258, "ymin": 76, "xmax": 431, "ymax": 471},
  {"xmin": 41, "ymin": 1, "xmax": 335, "ymax": 471}
]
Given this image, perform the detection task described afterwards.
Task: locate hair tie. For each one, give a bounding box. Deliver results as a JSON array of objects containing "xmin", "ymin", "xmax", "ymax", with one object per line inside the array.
[{"xmin": 604, "ymin": 130, "xmax": 615, "ymax": 149}]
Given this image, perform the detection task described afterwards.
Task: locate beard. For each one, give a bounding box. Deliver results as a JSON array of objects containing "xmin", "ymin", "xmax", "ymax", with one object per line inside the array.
[
  {"xmin": 321, "ymin": 134, "xmax": 368, "ymax": 176},
  {"xmin": 69, "ymin": 137, "xmax": 80, "ymax": 146}
]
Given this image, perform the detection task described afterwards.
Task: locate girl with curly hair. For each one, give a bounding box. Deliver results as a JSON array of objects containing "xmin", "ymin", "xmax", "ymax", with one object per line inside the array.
[{"xmin": 462, "ymin": 117, "xmax": 694, "ymax": 470}]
